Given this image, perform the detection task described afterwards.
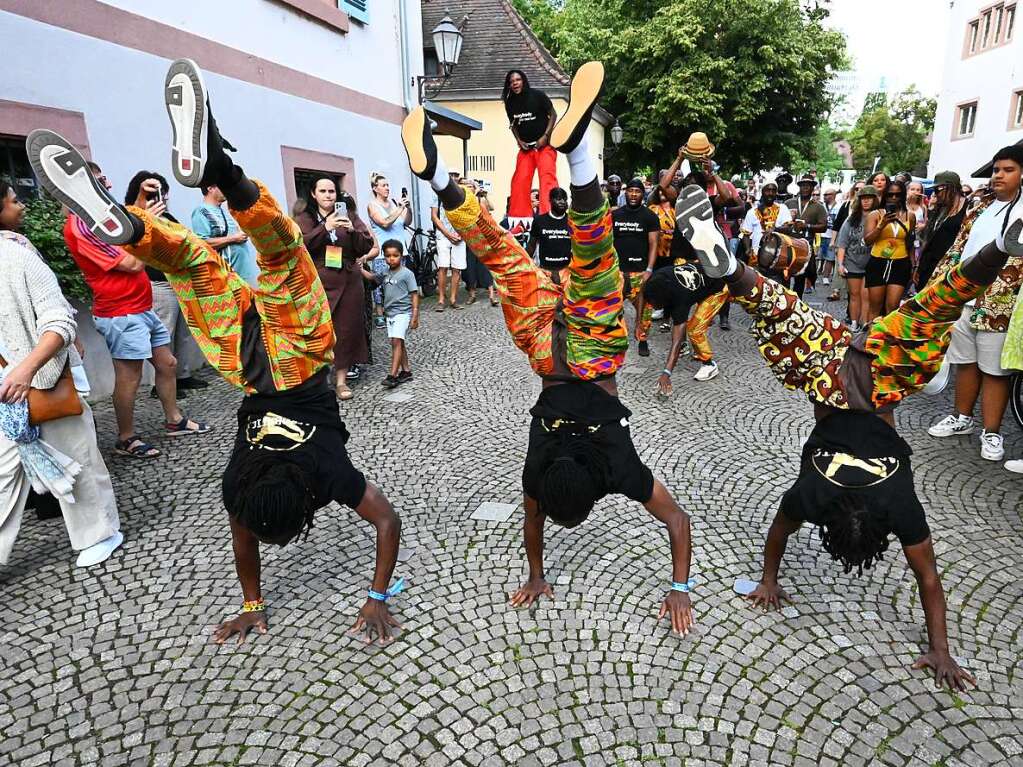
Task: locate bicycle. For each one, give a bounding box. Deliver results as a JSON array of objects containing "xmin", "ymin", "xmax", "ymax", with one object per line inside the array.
[
  {"xmin": 1012, "ymin": 372, "xmax": 1023, "ymax": 429},
  {"xmin": 406, "ymin": 225, "xmax": 438, "ymax": 298}
]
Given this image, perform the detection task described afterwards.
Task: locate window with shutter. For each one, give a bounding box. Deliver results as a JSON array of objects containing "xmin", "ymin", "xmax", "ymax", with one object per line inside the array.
[{"xmin": 339, "ymin": 0, "xmax": 368, "ymax": 24}]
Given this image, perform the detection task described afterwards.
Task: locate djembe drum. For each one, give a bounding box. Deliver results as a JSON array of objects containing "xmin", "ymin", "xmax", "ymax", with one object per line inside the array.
[{"xmin": 758, "ymin": 232, "xmax": 810, "ymax": 279}]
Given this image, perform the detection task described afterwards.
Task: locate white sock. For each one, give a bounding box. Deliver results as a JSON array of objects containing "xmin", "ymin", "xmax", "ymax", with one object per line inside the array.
[
  {"xmin": 724, "ymin": 254, "xmax": 738, "ymax": 277},
  {"xmin": 567, "ymin": 136, "xmax": 596, "ymax": 188},
  {"xmin": 429, "ymin": 153, "xmax": 451, "ymax": 192}
]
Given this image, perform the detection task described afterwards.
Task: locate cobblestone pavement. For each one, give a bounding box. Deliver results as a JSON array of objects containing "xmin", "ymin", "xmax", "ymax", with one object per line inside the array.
[{"xmin": 2, "ymin": 292, "xmax": 1022, "ymax": 767}]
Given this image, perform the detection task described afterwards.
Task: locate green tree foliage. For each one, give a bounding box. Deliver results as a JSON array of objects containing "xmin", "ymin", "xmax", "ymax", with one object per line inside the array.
[
  {"xmin": 846, "ymin": 87, "xmax": 936, "ymax": 176},
  {"xmin": 787, "ymin": 123, "xmax": 847, "ymax": 181},
  {"xmin": 21, "ymin": 194, "xmax": 91, "ymax": 303},
  {"xmin": 512, "ymin": 0, "xmax": 847, "ymax": 174}
]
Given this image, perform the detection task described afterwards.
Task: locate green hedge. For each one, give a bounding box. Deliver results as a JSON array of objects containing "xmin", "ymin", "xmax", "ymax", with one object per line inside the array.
[{"xmin": 21, "ymin": 194, "xmax": 91, "ymax": 303}]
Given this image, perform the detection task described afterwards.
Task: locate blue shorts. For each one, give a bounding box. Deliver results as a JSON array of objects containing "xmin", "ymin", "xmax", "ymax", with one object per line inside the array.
[{"xmin": 94, "ymin": 310, "xmax": 171, "ymax": 360}]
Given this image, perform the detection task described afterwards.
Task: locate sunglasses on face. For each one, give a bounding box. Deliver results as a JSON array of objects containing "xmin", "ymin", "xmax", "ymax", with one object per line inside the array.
[{"xmin": 885, "ymin": 192, "xmax": 901, "ymax": 198}]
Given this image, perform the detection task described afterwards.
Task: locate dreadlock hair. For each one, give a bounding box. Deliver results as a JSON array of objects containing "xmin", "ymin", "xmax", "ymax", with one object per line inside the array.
[
  {"xmin": 642, "ymin": 268, "xmax": 675, "ymax": 310},
  {"xmin": 537, "ymin": 432, "xmax": 610, "ymax": 528},
  {"xmin": 230, "ymin": 452, "xmax": 316, "ymax": 545},
  {"xmin": 502, "ymin": 69, "xmax": 530, "ymax": 102},
  {"xmin": 817, "ymin": 492, "xmax": 891, "ymax": 576}
]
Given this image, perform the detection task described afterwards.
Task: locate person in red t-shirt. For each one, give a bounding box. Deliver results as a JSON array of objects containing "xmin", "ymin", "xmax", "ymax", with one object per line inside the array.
[{"xmin": 63, "ymin": 161, "xmax": 208, "ymax": 458}]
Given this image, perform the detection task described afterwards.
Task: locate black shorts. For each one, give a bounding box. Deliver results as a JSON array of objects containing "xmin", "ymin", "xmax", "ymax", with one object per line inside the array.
[
  {"xmin": 865, "ymin": 256, "xmax": 911, "ymax": 288},
  {"xmin": 522, "ymin": 415, "xmax": 654, "ymax": 504}
]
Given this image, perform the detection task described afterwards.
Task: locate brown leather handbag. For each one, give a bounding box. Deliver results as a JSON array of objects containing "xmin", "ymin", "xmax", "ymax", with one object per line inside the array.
[{"xmin": 0, "ymin": 352, "xmax": 83, "ymax": 425}]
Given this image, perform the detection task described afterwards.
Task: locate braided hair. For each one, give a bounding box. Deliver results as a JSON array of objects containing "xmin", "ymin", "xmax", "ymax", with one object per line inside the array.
[
  {"xmin": 537, "ymin": 430, "xmax": 610, "ymax": 528},
  {"xmin": 818, "ymin": 493, "xmax": 891, "ymax": 576},
  {"xmin": 231, "ymin": 453, "xmax": 316, "ymax": 545}
]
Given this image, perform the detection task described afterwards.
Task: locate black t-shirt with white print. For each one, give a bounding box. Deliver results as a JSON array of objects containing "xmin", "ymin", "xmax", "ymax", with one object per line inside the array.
[
  {"xmin": 612, "ymin": 204, "xmax": 660, "ymax": 272},
  {"xmin": 530, "ymin": 213, "xmax": 572, "ymax": 269},
  {"xmin": 780, "ymin": 411, "xmax": 930, "ymax": 548},
  {"xmin": 504, "ymin": 89, "xmax": 555, "ymax": 144},
  {"xmin": 650, "ymin": 263, "xmax": 724, "ymax": 324}
]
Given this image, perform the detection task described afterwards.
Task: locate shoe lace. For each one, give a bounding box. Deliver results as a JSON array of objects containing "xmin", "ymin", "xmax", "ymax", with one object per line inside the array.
[{"xmin": 982, "ymin": 431, "xmax": 1002, "ymax": 446}]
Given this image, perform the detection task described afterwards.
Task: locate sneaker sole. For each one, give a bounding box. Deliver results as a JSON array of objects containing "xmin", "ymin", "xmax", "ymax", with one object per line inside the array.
[
  {"xmin": 25, "ymin": 129, "xmax": 135, "ymax": 245},
  {"xmin": 165, "ymin": 58, "xmax": 208, "ymax": 188},
  {"xmin": 401, "ymin": 106, "xmax": 436, "ymax": 180},
  {"xmin": 675, "ymin": 185, "xmax": 730, "ymax": 278},
  {"xmin": 694, "ymin": 367, "xmax": 719, "ymax": 381},
  {"xmin": 550, "ymin": 61, "xmax": 604, "ymax": 151},
  {"xmin": 927, "ymin": 427, "xmax": 974, "ymax": 437}
]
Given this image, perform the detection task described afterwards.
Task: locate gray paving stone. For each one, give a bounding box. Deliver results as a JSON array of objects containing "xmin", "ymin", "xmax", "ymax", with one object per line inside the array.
[{"xmin": 469, "ymin": 501, "xmax": 517, "ymax": 522}]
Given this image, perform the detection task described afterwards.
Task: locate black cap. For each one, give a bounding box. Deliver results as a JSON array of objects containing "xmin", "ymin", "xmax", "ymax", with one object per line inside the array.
[{"xmin": 625, "ymin": 177, "xmax": 645, "ymax": 191}]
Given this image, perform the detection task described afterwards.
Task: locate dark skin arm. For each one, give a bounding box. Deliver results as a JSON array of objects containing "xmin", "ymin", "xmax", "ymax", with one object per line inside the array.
[
  {"xmin": 509, "ymin": 494, "xmax": 553, "ymax": 606},
  {"xmin": 903, "ymin": 537, "xmax": 976, "ymax": 691},
  {"xmin": 526, "ymin": 233, "xmax": 539, "ymax": 258},
  {"xmin": 656, "ymin": 320, "xmax": 687, "ymax": 396},
  {"xmin": 213, "ymin": 517, "xmax": 267, "ymax": 644},
  {"xmin": 644, "ymin": 480, "xmax": 695, "ymax": 636},
  {"xmin": 658, "ymin": 148, "xmax": 685, "ymax": 204},
  {"xmin": 534, "ymin": 110, "xmax": 556, "ymax": 149},
  {"xmin": 746, "ymin": 509, "xmax": 801, "ymax": 610}
]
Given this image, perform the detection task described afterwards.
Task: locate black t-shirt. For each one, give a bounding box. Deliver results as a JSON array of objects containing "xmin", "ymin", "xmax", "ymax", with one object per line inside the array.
[
  {"xmin": 530, "ymin": 213, "xmax": 572, "ymax": 269},
  {"xmin": 523, "ymin": 381, "xmax": 654, "ymax": 504},
  {"xmin": 780, "ymin": 411, "xmax": 929, "ymax": 548},
  {"xmin": 664, "ymin": 226, "xmax": 698, "ymax": 269},
  {"xmin": 504, "ymin": 89, "xmax": 555, "ymax": 144},
  {"xmin": 224, "ymin": 372, "xmax": 367, "ymax": 513},
  {"xmin": 612, "ymin": 204, "xmax": 660, "ymax": 272},
  {"xmin": 651, "ymin": 263, "xmax": 724, "ymax": 324}
]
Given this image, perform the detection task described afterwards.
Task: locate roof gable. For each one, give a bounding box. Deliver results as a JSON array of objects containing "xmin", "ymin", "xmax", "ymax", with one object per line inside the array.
[{"xmin": 422, "ymin": 0, "xmax": 570, "ymax": 99}]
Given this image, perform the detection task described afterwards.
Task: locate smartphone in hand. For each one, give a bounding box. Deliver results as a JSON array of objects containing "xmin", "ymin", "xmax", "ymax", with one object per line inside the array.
[{"xmin": 335, "ymin": 200, "xmax": 348, "ymax": 219}]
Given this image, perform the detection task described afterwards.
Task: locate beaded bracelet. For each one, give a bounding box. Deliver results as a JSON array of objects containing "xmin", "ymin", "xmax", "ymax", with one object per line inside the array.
[
  {"xmin": 368, "ymin": 577, "xmax": 406, "ymax": 602},
  {"xmin": 241, "ymin": 598, "xmax": 265, "ymax": 613},
  {"xmin": 670, "ymin": 579, "xmax": 696, "ymax": 593}
]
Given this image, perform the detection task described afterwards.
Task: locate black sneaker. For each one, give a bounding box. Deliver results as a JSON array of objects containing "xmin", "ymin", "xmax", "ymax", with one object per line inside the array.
[
  {"xmin": 550, "ymin": 61, "xmax": 604, "ymax": 155},
  {"xmin": 397, "ymin": 370, "xmax": 413, "ymax": 383},
  {"xmin": 165, "ymin": 58, "xmax": 236, "ymax": 191},
  {"xmin": 346, "ymin": 365, "xmax": 361, "ymax": 381},
  {"xmin": 382, "ymin": 376, "xmax": 399, "ymax": 389},
  {"xmin": 400, "ymin": 106, "xmax": 438, "ymax": 181},
  {"xmin": 638, "ymin": 340, "xmax": 650, "ymax": 357},
  {"xmin": 26, "ymin": 129, "xmax": 138, "ymax": 245},
  {"xmin": 674, "ymin": 185, "xmax": 733, "ymax": 279},
  {"xmin": 176, "ymin": 375, "xmax": 209, "ymax": 390}
]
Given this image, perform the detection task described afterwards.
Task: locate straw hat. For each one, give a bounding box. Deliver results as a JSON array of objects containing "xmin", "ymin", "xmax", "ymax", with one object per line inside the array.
[{"xmin": 681, "ymin": 132, "xmax": 716, "ymax": 160}]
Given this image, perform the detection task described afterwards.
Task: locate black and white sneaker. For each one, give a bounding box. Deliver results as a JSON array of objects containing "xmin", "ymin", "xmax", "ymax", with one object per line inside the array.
[
  {"xmin": 675, "ymin": 185, "xmax": 733, "ymax": 279},
  {"xmin": 550, "ymin": 61, "xmax": 604, "ymax": 154},
  {"xmin": 165, "ymin": 58, "xmax": 210, "ymax": 188},
  {"xmin": 401, "ymin": 106, "xmax": 438, "ymax": 181},
  {"xmin": 26, "ymin": 129, "xmax": 136, "ymax": 245}
]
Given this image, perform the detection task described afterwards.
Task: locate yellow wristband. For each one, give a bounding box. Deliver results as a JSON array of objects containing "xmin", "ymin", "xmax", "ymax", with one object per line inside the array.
[{"xmin": 242, "ymin": 598, "xmax": 265, "ymax": 613}]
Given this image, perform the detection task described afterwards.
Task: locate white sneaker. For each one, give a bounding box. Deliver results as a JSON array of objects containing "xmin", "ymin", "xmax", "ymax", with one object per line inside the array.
[
  {"xmin": 75, "ymin": 531, "xmax": 124, "ymax": 568},
  {"xmin": 651, "ymin": 309, "xmax": 664, "ymax": 320},
  {"xmin": 1005, "ymin": 459, "xmax": 1023, "ymax": 474},
  {"xmin": 927, "ymin": 414, "xmax": 974, "ymax": 437},
  {"xmin": 674, "ymin": 185, "xmax": 733, "ymax": 278},
  {"xmin": 694, "ymin": 361, "xmax": 719, "ymax": 381},
  {"xmin": 165, "ymin": 58, "xmax": 209, "ymax": 187},
  {"xmin": 980, "ymin": 430, "xmax": 1004, "ymax": 461},
  {"xmin": 822, "ymin": 277, "xmax": 831, "ymax": 285}
]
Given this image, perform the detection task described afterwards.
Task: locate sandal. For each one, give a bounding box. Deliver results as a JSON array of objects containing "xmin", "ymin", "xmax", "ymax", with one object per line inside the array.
[
  {"xmin": 164, "ymin": 416, "xmax": 210, "ymax": 436},
  {"xmin": 336, "ymin": 382, "xmax": 354, "ymax": 400},
  {"xmin": 115, "ymin": 436, "xmax": 161, "ymax": 459}
]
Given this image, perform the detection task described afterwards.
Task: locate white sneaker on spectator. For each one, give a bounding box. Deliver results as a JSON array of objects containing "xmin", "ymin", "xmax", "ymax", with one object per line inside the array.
[
  {"xmin": 822, "ymin": 277, "xmax": 831, "ymax": 285},
  {"xmin": 927, "ymin": 414, "xmax": 974, "ymax": 437},
  {"xmin": 76, "ymin": 531, "xmax": 124, "ymax": 568},
  {"xmin": 1005, "ymin": 459, "xmax": 1023, "ymax": 474},
  {"xmin": 651, "ymin": 308, "xmax": 664, "ymax": 320},
  {"xmin": 980, "ymin": 430, "xmax": 1004, "ymax": 461},
  {"xmin": 694, "ymin": 361, "xmax": 719, "ymax": 381}
]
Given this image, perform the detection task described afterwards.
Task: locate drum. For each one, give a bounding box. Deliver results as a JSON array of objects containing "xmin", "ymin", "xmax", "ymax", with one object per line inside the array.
[{"xmin": 758, "ymin": 232, "xmax": 810, "ymax": 278}]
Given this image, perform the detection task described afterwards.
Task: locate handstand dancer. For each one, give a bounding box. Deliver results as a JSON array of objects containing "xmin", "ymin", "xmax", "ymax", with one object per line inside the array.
[
  {"xmin": 28, "ymin": 59, "xmax": 401, "ymax": 645},
  {"xmin": 402, "ymin": 62, "xmax": 695, "ymax": 635},
  {"xmin": 673, "ymin": 182, "xmax": 1023, "ymax": 690}
]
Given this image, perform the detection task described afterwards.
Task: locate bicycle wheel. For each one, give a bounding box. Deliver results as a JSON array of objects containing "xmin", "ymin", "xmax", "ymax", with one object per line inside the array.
[{"xmin": 1011, "ymin": 372, "xmax": 1023, "ymax": 429}]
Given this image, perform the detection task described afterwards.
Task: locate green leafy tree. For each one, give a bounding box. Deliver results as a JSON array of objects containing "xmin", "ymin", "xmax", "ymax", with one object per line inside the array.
[
  {"xmin": 20, "ymin": 194, "xmax": 91, "ymax": 303},
  {"xmin": 787, "ymin": 123, "xmax": 847, "ymax": 180},
  {"xmin": 512, "ymin": 0, "xmax": 847, "ymax": 175},
  {"xmin": 847, "ymin": 87, "xmax": 936, "ymax": 176}
]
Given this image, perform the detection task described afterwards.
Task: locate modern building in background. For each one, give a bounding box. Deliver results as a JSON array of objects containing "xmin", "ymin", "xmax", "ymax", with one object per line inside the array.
[
  {"xmin": 0, "ymin": 0, "xmax": 427, "ymax": 397},
  {"xmin": 929, "ymin": 0, "xmax": 1020, "ymax": 181},
  {"xmin": 421, "ymin": 0, "xmax": 612, "ymax": 221}
]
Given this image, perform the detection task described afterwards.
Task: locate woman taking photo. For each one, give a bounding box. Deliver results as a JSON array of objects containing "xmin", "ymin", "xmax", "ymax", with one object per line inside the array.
[
  {"xmin": 863, "ymin": 179, "xmax": 915, "ymax": 320},
  {"xmin": 0, "ymin": 179, "xmax": 122, "ymax": 568},
  {"xmin": 296, "ymin": 176, "xmax": 373, "ymax": 400},
  {"xmin": 366, "ymin": 173, "xmax": 411, "ymax": 328},
  {"xmin": 834, "ymin": 182, "xmax": 875, "ymax": 330},
  {"xmin": 906, "ymin": 180, "xmax": 928, "ymax": 268}
]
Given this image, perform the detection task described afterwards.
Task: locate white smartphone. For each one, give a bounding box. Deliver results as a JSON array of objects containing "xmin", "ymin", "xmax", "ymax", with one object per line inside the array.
[
  {"xmin": 733, "ymin": 578, "xmax": 759, "ymax": 596},
  {"xmin": 334, "ymin": 200, "xmax": 348, "ymax": 218}
]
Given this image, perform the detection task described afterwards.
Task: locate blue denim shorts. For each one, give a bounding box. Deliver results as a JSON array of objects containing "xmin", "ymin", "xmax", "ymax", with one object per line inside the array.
[{"xmin": 93, "ymin": 310, "xmax": 171, "ymax": 360}]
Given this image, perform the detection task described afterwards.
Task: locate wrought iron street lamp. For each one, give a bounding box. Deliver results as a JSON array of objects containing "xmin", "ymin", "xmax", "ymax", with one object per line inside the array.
[
  {"xmin": 610, "ymin": 120, "xmax": 623, "ymax": 147},
  {"xmin": 417, "ymin": 12, "xmax": 468, "ymax": 103}
]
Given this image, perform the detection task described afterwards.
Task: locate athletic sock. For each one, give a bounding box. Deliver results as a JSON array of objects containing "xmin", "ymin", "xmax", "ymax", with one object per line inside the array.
[
  {"xmin": 570, "ymin": 178, "xmax": 603, "ymax": 214},
  {"xmin": 566, "ymin": 135, "xmax": 596, "ymax": 188},
  {"xmin": 429, "ymin": 153, "xmax": 451, "ymax": 193}
]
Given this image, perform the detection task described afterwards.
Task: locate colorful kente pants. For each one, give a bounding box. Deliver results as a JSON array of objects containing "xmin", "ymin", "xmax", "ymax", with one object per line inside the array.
[
  {"xmin": 624, "ymin": 273, "xmax": 653, "ymax": 342},
  {"xmin": 445, "ymin": 191, "xmax": 627, "ymax": 379},
  {"xmin": 126, "ymin": 180, "xmax": 334, "ymax": 393},
  {"xmin": 730, "ymin": 260, "xmax": 991, "ymax": 409},
  {"xmin": 686, "ymin": 289, "xmax": 729, "ymax": 363}
]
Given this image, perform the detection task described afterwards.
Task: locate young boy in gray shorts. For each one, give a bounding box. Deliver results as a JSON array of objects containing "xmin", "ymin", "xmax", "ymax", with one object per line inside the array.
[{"xmin": 360, "ymin": 240, "xmax": 420, "ymax": 388}]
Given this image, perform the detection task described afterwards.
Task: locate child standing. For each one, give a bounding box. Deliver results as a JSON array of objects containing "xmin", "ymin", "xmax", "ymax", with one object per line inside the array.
[{"xmin": 361, "ymin": 240, "xmax": 419, "ymax": 388}]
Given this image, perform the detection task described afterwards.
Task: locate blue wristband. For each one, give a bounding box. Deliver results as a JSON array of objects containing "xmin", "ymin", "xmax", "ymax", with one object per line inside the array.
[
  {"xmin": 670, "ymin": 578, "xmax": 695, "ymax": 593},
  {"xmin": 368, "ymin": 577, "xmax": 406, "ymax": 602}
]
